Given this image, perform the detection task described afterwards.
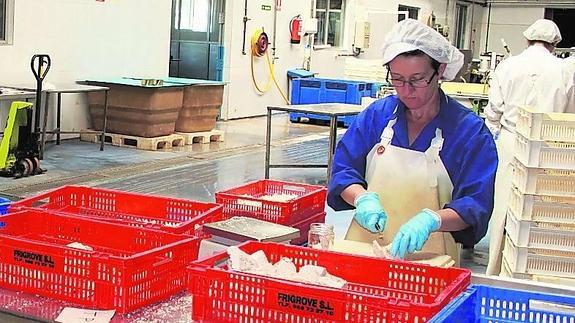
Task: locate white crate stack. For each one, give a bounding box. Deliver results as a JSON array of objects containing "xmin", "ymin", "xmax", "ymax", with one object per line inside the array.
[
  {"xmin": 501, "ymin": 106, "xmax": 575, "ymax": 285},
  {"xmin": 344, "ymin": 57, "xmax": 388, "ymax": 82}
]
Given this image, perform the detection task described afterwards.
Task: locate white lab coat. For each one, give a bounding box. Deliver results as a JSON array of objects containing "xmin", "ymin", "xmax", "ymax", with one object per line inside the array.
[
  {"xmin": 485, "ymin": 44, "xmax": 575, "ymax": 134},
  {"xmin": 565, "ymin": 56, "xmax": 575, "ymax": 75}
]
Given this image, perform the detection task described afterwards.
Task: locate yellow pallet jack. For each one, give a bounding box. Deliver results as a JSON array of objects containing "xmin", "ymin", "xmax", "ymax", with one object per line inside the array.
[{"xmin": 0, "ymin": 54, "xmax": 50, "ymax": 178}]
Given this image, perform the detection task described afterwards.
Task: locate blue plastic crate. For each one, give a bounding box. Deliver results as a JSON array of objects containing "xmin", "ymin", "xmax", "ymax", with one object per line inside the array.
[
  {"xmin": 290, "ymin": 78, "xmax": 323, "ymax": 104},
  {"xmin": 291, "ymin": 78, "xmax": 368, "ymax": 105},
  {"xmin": 290, "ymin": 77, "xmax": 365, "ymax": 126},
  {"xmin": 322, "ymin": 79, "xmax": 365, "ymax": 105},
  {"xmin": 430, "ymin": 284, "xmax": 575, "ymax": 322},
  {"xmin": 0, "ymin": 197, "xmax": 11, "ymax": 215}
]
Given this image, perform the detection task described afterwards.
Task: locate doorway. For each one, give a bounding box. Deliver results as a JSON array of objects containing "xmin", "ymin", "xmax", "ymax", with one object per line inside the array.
[
  {"xmin": 170, "ymin": 0, "xmax": 225, "ymax": 80},
  {"xmin": 545, "ymin": 8, "xmax": 575, "ymax": 48}
]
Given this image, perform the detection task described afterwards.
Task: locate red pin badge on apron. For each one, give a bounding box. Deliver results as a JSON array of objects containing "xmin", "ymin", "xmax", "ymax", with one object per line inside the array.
[{"xmin": 377, "ymin": 146, "xmax": 385, "ymax": 155}]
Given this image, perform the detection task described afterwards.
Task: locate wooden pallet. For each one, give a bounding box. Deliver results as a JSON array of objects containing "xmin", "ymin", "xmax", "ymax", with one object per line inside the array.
[
  {"xmin": 176, "ymin": 129, "xmax": 225, "ymax": 145},
  {"xmin": 80, "ymin": 132, "xmax": 185, "ymax": 151}
]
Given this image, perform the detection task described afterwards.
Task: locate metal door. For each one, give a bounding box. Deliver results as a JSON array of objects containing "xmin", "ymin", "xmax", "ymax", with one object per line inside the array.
[{"xmin": 170, "ymin": 0, "xmax": 225, "ymax": 80}]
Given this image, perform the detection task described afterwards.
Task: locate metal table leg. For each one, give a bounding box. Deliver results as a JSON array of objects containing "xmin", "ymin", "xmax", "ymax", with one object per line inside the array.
[
  {"xmin": 265, "ymin": 107, "xmax": 272, "ymax": 179},
  {"xmin": 100, "ymin": 90, "xmax": 109, "ymax": 151},
  {"xmin": 327, "ymin": 115, "xmax": 338, "ymax": 185},
  {"xmin": 56, "ymin": 92, "xmax": 61, "ymax": 145}
]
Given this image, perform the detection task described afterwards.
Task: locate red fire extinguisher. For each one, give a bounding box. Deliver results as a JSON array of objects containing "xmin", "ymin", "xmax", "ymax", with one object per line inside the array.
[{"xmin": 290, "ymin": 15, "xmax": 302, "ymax": 44}]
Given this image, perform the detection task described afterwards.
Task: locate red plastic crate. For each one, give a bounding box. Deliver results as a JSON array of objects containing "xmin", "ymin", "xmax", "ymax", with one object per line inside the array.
[
  {"xmin": 188, "ymin": 242, "xmax": 471, "ymax": 322},
  {"xmin": 0, "ymin": 209, "xmax": 200, "ymax": 313},
  {"xmin": 215, "ymin": 179, "xmax": 327, "ymax": 224},
  {"xmin": 11, "ymin": 185, "xmax": 223, "ymax": 237},
  {"xmin": 290, "ymin": 212, "xmax": 327, "ymax": 245}
]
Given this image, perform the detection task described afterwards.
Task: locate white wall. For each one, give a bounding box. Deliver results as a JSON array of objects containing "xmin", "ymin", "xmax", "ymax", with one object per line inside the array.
[
  {"xmin": 222, "ymin": 0, "xmax": 458, "ymax": 119},
  {"xmin": 477, "ymin": 5, "xmax": 544, "ymax": 55},
  {"xmin": 0, "ymin": 0, "xmax": 171, "ymax": 135}
]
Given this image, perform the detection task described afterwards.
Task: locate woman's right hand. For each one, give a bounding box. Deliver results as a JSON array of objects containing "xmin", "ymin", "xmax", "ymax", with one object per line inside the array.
[{"xmin": 354, "ymin": 192, "xmax": 387, "ymax": 233}]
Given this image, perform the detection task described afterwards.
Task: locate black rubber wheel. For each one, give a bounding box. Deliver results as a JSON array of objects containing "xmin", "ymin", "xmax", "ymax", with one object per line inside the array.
[{"xmin": 23, "ymin": 158, "xmax": 34, "ymax": 177}]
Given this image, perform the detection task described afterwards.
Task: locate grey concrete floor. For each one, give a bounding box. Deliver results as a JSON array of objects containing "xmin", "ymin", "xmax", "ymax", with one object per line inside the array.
[
  {"xmin": 0, "ymin": 113, "xmax": 486, "ymax": 322},
  {"xmin": 0, "ymin": 113, "xmax": 333, "ymax": 197}
]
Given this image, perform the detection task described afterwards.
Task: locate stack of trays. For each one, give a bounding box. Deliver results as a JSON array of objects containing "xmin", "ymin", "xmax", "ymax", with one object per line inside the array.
[{"xmin": 502, "ymin": 106, "xmax": 575, "ymax": 284}]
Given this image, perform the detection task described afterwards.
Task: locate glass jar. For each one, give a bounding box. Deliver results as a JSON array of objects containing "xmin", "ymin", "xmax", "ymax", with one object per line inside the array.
[{"xmin": 308, "ymin": 223, "xmax": 334, "ymax": 250}]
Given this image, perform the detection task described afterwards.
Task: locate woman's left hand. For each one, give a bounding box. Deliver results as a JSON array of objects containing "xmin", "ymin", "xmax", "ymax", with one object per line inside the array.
[{"xmin": 390, "ymin": 209, "xmax": 441, "ymax": 259}]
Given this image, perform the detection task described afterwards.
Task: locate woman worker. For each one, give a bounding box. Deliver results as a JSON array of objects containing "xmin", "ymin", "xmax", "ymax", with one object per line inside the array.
[{"xmin": 327, "ymin": 19, "xmax": 498, "ymax": 263}]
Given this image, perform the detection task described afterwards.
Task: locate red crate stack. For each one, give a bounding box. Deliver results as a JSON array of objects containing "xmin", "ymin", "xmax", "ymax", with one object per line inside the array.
[
  {"xmin": 0, "ymin": 209, "xmax": 200, "ymax": 313},
  {"xmin": 215, "ymin": 179, "xmax": 327, "ymax": 243}
]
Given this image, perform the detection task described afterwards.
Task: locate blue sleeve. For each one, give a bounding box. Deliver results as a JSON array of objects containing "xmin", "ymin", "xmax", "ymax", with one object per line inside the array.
[
  {"xmin": 445, "ymin": 115, "xmax": 498, "ymax": 246},
  {"xmin": 327, "ymin": 99, "xmax": 393, "ymax": 211}
]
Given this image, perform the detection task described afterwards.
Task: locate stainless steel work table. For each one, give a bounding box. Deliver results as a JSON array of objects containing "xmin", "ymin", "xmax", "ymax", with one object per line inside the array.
[
  {"xmin": 0, "ymin": 84, "xmax": 110, "ymax": 157},
  {"xmin": 0, "ymin": 88, "xmax": 36, "ymax": 102},
  {"xmin": 41, "ymin": 84, "xmax": 110, "ymax": 156},
  {"xmin": 265, "ymin": 103, "xmax": 366, "ymax": 184}
]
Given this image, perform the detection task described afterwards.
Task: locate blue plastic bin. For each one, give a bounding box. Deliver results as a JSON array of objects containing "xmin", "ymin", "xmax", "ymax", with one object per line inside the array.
[
  {"xmin": 290, "ymin": 78, "xmax": 367, "ymax": 105},
  {"xmin": 0, "ymin": 197, "xmax": 11, "ymax": 215},
  {"xmin": 290, "ymin": 78, "xmax": 323, "ymax": 104},
  {"xmin": 430, "ymin": 284, "xmax": 575, "ymax": 322},
  {"xmin": 290, "ymin": 77, "xmax": 366, "ymax": 127}
]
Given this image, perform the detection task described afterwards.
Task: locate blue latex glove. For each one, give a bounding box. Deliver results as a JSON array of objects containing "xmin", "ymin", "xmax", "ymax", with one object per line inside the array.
[
  {"xmin": 354, "ymin": 192, "xmax": 387, "ymax": 233},
  {"xmin": 390, "ymin": 209, "xmax": 441, "ymax": 259}
]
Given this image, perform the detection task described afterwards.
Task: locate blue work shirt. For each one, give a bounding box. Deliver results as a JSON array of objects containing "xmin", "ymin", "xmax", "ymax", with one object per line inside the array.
[{"xmin": 328, "ymin": 92, "xmax": 498, "ymax": 247}]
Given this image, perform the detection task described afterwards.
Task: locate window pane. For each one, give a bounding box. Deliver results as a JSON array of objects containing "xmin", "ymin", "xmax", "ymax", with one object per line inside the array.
[
  {"xmin": 315, "ymin": 10, "xmax": 326, "ymax": 45},
  {"xmin": 398, "ymin": 5, "xmax": 407, "ymax": 22},
  {"xmin": 398, "ymin": 5, "xmax": 418, "ymax": 21},
  {"xmin": 316, "ymin": 0, "xmax": 327, "ymax": 10},
  {"xmin": 329, "ymin": 0, "xmax": 343, "ymax": 10},
  {"xmin": 178, "ymin": 0, "xmax": 209, "ymax": 32},
  {"xmin": 328, "ymin": 11, "xmax": 341, "ymax": 46},
  {"xmin": 456, "ymin": 5, "xmax": 467, "ymax": 48}
]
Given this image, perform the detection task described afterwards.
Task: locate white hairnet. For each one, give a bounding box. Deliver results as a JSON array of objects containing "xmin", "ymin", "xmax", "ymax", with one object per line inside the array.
[
  {"xmin": 381, "ymin": 19, "xmax": 464, "ymax": 81},
  {"xmin": 523, "ymin": 19, "xmax": 562, "ymax": 45}
]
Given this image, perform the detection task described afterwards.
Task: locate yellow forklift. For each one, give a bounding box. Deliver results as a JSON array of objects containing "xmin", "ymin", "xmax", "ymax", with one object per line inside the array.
[{"xmin": 0, "ymin": 55, "xmax": 51, "ymax": 178}]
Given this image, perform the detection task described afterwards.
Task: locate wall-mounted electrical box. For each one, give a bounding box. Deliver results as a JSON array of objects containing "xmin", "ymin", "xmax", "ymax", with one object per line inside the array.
[
  {"xmin": 354, "ymin": 21, "xmax": 371, "ymax": 49},
  {"xmin": 303, "ymin": 18, "xmax": 318, "ymax": 35}
]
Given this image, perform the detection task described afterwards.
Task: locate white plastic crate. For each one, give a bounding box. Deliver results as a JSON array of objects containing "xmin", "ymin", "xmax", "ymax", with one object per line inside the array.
[
  {"xmin": 505, "ymin": 209, "xmax": 575, "ymax": 252},
  {"xmin": 501, "ymin": 257, "xmax": 575, "ymax": 287},
  {"xmin": 514, "ymin": 132, "xmax": 575, "ymax": 170},
  {"xmin": 508, "ymin": 185, "xmax": 575, "ymax": 223},
  {"xmin": 516, "ymin": 106, "xmax": 575, "ymax": 142},
  {"xmin": 344, "ymin": 57, "xmax": 388, "ymax": 82},
  {"xmin": 503, "ymin": 234, "xmax": 575, "ymax": 277},
  {"xmin": 511, "ymin": 158, "xmax": 575, "ymax": 196}
]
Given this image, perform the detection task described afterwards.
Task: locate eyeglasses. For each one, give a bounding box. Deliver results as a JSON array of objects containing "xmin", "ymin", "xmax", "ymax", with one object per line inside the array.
[{"xmin": 386, "ymin": 69, "xmax": 438, "ymax": 88}]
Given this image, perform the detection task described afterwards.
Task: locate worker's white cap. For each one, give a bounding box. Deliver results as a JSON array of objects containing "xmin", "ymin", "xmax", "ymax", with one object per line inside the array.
[
  {"xmin": 381, "ymin": 18, "xmax": 464, "ymax": 81},
  {"xmin": 523, "ymin": 19, "xmax": 562, "ymax": 45}
]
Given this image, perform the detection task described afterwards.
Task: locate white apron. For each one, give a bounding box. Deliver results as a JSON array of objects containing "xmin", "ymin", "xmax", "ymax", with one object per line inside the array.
[
  {"xmin": 486, "ymin": 126, "xmax": 515, "ymax": 275},
  {"xmin": 344, "ymin": 113, "xmax": 459, "ymax": 264}
]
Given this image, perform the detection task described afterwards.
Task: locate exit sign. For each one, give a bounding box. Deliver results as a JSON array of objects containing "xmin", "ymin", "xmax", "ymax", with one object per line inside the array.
[{"xmin": 261, "ymin": 5, "xmax": 271, "ymax": 11}]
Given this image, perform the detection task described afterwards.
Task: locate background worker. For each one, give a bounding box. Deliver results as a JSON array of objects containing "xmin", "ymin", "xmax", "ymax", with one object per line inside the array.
[
  {"xmin": 485, "ymin": 19, "xmax": 575, "ymax": 275},
  {"xmin": 327, "ymin": 19, "xmax": 498, "ymax": 263}
]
